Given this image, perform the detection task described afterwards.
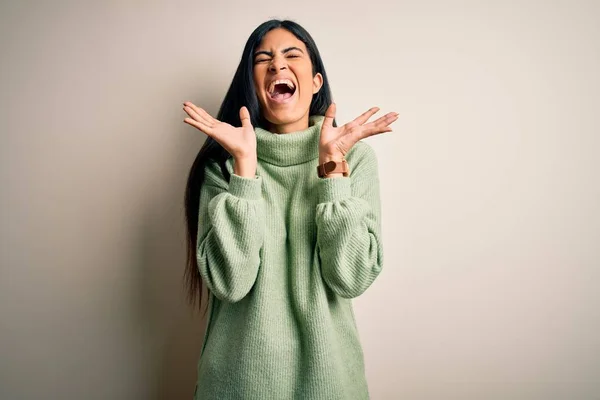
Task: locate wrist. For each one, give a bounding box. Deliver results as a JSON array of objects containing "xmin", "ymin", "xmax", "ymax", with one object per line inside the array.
[
  {"xmin": 316, "ymin": 157, "xmax": 349, "ymax": 179},
  {"xmin": 319, "ymin": 152, "xmax": 344, "ymax": 165},
  {"xmin": 233, "ymin": 156, "xmax": 257, "ymax": 178}
]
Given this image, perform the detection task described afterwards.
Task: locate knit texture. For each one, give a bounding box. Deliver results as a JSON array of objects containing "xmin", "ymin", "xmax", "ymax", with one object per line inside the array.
[{"xmin": 194, "ymin": 114, "xmax": 384, "ymax": 400}]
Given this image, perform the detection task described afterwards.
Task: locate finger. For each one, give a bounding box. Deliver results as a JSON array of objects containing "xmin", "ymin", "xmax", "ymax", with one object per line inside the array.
[
  {"xmin": 184, "ymin": 104, "xmax": 214, "ymax": 125},
  {"xmin": 323, "ymin": 103, "xmax": 336, "ymax": 129},
  {"xmin": 183, "ymin": 117, "xmax": 214, "ymax": 137},
  {"xmin": 239, "ymin": 106, "xmax": 252, "ymax": 128},
  {"xmin": 347, "ymin": 113, "xmax": 397, "ymax": 142},
  {"xmin": 184, "ymin": 102, "xmax": 218, "ymax": 125},
  {"xmin": 367, "ymin": 112, "xmax": 398, "ymax": 129},
  {"xmin": 362, "ymin": 113, "xmax": 398, "ymax": 137},
  {"xmin": 353, "ymin": 107, "xmax": 380, "ymax": 125},
  {"xmin": 183, "ymin": 105, "xmax": 214, "ymax": 127}
]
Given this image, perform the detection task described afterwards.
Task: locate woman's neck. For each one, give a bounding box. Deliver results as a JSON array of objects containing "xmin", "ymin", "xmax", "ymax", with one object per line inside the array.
[
  {"xmin": 254, "ymin": 115, "xmax": 324, "ymax": 166},
  {"xmin": 268, "ymin": 113, "xmax": 310, "ymax": 134}
]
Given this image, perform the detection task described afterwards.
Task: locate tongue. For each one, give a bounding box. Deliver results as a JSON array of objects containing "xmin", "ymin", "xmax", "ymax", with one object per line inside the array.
[{"xmin": 272, "ymin": 92, "xmax": 292, "ymax": 100}]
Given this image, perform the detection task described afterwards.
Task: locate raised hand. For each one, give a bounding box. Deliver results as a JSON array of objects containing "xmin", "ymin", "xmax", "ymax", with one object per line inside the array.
[
  {"xmin": 319, "ymin": 103, "xmax": 398, "ymax": 163},
  {"xmin": 183, "ymin": 102, "xmax": 257, "ymax": 161}
]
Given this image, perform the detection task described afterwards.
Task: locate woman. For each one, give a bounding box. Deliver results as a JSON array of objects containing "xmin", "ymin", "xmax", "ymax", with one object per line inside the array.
[{"xmin": 182, "ymin": 19, "xmax": 398, "ymax": 400}]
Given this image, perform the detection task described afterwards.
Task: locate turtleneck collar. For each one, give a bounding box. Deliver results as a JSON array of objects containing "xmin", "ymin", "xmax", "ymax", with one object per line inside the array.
[{"xmin": 254, "ymin": 115, "xmax": 324, "ymax": 166}]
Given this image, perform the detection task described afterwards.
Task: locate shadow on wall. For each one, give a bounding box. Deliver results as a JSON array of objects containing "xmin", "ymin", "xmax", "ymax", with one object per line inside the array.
[{"xmin": 133, "ymin": 91, "xmax": 219, "ymax": 399}]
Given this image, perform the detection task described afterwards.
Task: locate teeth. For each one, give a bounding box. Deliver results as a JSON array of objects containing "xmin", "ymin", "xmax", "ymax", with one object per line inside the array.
[{"xmin": 268, "ymin": 79, "xmax": 296, "ymax": 94}]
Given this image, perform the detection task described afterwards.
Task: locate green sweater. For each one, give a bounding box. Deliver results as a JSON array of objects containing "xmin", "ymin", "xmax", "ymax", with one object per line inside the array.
[{"xmin": 194, "ymin": 114, "xmax": 384, "ymax": 400}]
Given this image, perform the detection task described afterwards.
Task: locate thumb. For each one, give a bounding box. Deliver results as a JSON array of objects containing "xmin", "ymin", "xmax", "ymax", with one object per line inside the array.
[
  {"xmin": 323, "ymin": 103, "xmax": 336, "ymax": 129},
  {"xmin": 239, "ymin": 106, "xmax": 252, "ymax": 128}
]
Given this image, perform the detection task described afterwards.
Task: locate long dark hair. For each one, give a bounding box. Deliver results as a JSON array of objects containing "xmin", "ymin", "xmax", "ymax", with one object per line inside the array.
[{"xmin": 183, "ymin": 19, "xmax": 336, "ymax": 313}]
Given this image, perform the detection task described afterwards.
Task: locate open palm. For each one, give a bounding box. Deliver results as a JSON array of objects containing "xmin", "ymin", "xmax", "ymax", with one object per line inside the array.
[
  {"xmin": 319, "ymin": 103, "xmax": 398, "ymax": 161},
  {"xmin": 183, "ymin": 102, "xmax": 256, "ymax": 160}
]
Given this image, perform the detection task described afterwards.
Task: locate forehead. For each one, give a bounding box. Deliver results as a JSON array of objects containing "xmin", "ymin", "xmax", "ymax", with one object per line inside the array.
[{"xmin": 256, "ymin": 28, "xmax": 306, "ymax": 51}]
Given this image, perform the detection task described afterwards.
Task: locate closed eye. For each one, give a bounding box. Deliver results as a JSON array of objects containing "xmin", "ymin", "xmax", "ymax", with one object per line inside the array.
[{"xmin": 255, "ymin": 53, "xmax": 301, "ymax": 64}]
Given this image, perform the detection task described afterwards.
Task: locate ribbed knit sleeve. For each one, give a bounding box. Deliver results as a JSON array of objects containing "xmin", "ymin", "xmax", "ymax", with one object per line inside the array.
[
  {"xmin": 196, "ymin": 163, "xmax": 265, "ymax": 303},
  {"xmin": 315, "ymin": 143, "xmax": 384, "ymax": 299}
]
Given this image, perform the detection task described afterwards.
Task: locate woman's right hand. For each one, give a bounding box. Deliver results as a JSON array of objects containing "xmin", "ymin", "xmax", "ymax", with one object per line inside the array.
[{"xmin": 183, "ymin": 102, "xmax": 257, "ymax": 161}]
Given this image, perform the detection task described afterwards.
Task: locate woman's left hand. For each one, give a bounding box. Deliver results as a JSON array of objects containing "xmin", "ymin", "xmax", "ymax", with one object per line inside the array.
[{"xmin": 319, "ymin": 103, "xmax": 399, "ymax": 163}]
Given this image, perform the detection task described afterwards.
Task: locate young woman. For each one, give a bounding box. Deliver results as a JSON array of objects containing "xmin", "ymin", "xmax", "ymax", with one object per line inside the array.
[{"xmin": 182, "ymin": 19, "xmax": 398, "ymax": 400}]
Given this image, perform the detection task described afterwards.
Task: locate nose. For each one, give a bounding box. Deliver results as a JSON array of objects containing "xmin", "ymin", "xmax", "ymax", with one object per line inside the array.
[{"xmin": 268, "ymin": 56, "xmax": 287, "ymax": 72}]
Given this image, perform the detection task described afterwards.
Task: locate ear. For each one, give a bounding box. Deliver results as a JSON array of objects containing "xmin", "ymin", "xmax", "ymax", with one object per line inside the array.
[{"xmin": 312, "ymin": 72, "xmax": 324, "ymax": 95}]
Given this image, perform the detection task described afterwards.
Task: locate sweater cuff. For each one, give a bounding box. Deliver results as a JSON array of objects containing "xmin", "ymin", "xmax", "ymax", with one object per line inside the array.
[
  {"xmin": 317, "ymin": 176, "xmax": 352, "ymax": 203},
  {"xmin": 228, "ymin": 173, "xmax": 262, "ymax": 200}
]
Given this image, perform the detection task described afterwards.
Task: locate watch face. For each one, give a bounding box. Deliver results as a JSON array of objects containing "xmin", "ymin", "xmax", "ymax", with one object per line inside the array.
[{"xmin": 325, "ymin": 161, "xmax": 337, "ymax": 173}]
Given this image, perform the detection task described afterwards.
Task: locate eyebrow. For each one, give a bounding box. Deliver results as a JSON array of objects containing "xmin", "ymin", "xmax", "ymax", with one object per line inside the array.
[{"xmin": 253, "ymin": 46, "xmax": 304, "ymax": 59}]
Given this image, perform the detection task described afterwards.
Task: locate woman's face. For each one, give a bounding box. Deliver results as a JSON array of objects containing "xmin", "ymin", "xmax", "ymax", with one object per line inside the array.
[{"xmin": 253, "ymin": 28, "xmax": 323, "ymax": 132}]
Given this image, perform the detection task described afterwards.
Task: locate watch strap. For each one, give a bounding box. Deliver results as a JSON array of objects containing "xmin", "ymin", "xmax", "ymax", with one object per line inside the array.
[{"xmin": 317, "ymin": 159, "xmax": 349, "ymax": 178}]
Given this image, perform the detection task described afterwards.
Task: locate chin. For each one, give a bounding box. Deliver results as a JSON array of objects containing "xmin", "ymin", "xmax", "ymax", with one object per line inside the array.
[
  {"xmin": 266, "ymin": 110, "xmax": 301, "ymax": 125},
  {"xmin": 263, "ymin": 102, "xmax": 312, "ymax": 126}
]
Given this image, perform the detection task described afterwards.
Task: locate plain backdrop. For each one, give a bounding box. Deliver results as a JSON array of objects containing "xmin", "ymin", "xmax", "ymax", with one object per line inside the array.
[{"xmin": 1, "ymin": 1, "xmax": 599, "ymax": 399}]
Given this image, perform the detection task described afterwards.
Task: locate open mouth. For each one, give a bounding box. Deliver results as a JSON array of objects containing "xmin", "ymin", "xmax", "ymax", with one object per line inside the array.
[{"xmin": 267, "ymin": 79, "xmax": 296, "ymax": 102}]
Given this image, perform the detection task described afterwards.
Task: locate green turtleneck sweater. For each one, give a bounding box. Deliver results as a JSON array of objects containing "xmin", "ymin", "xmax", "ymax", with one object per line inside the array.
[{"xmin": 194, "ymin": 114, "xmax": 383, "ymax": 400}]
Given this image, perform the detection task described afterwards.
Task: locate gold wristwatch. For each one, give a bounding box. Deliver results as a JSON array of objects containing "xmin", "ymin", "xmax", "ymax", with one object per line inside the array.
[{"xmin": 317, "ymin": 159, "xmax": 349, "ymax": 178}]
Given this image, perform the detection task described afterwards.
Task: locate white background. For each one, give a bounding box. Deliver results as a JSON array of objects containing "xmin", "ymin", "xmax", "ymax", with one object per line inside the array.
[{"xmin": 1, "ymin": 1, "xmax": 599, "ymax": 399}]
